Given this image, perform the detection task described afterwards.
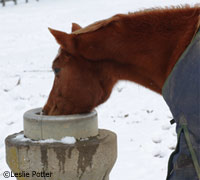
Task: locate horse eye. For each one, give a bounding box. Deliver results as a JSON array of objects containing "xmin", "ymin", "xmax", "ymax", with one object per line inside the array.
[{"xmin": 53, "ymin": 68, "xmax": 61, "ymax": 75}]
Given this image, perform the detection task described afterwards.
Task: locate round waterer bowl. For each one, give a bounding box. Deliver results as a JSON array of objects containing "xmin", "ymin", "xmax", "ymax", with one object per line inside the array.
[{"xmin": 23, "ymin": 108, "xmax": 98, "ymax": 140}]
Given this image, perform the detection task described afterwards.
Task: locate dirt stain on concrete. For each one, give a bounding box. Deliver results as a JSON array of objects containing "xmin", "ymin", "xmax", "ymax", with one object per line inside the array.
[
  {"xmin": 40, "ymin": 146, "xmax": 48, "ymax": 169},
  {"xmin": 76, "ymin": 137, "xmax": 99, "ymax": 178},
  {"xmin": 54, "ymin": 147, "xmax": 67, "ymax": 172}
]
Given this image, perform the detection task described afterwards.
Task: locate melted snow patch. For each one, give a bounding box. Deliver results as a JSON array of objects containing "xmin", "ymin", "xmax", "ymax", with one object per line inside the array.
[
  {"xmin": 14, "ymin": 134, "xmax": 30, "ymax": 142},
  {"xmin": 13, "ymin": 134, "xmax": 76, "ymax": 144}
]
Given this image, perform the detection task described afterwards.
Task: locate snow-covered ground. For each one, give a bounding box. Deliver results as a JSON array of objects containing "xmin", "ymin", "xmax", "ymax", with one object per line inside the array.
[{"xmin": 0, "ymin": 0, "xmax": 199, "ymax": 179}]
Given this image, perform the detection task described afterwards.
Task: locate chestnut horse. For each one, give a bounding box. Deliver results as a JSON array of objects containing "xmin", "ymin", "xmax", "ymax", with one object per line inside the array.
[{"xmin": 43, "ymin": 5, "xmax": 200, "ymax": 115}]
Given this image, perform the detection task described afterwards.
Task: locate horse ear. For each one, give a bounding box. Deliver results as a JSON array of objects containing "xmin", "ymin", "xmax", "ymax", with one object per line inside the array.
[
  {"xmin": 71, "ymin": 23, "xmax": 82, "ymax": 32},
  {"xmin": 48, "ymin": 28, "xmax": 75, "ymax": 54}
]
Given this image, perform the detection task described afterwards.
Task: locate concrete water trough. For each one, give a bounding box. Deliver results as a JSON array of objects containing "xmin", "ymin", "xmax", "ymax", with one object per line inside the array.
[
  {"xmin": 5, "ymin": 108, "xmax": 117, "ymax": 180},
  {"xmin": 23, "ymin": 108, "xmax": 98, "ymax": 140}
]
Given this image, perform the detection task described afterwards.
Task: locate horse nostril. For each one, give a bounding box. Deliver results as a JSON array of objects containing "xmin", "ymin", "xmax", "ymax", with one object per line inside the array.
[{"xmin": 42, "ymin": 108, "xmax": 47, "ymax": 115}]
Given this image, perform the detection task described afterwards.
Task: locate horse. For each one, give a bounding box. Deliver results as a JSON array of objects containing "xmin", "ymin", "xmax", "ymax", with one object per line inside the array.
[{"xmin": 43, "ymin": 5, "xmax": 200, "ymax": 115}]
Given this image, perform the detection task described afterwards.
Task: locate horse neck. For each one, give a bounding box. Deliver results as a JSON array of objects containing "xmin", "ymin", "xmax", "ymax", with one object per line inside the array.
[
  {"xmin": 101, "ymin": 8, "xmax": 200, "ymax": 93},
  {"xmin": 97, "ymin": 61, "xmax": 162, "ymax": 93}
]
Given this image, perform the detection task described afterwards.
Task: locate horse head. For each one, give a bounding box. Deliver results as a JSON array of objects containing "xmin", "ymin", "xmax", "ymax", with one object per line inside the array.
[{"xmin": 43, "ymin": 23, "xmax": 116, "ymax": 115}]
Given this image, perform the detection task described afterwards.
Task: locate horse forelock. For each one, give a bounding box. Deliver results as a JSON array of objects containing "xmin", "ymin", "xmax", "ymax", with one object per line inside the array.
[{"xmin": 54, "ymin": 48, "xmax": 62, "ymax": 60}]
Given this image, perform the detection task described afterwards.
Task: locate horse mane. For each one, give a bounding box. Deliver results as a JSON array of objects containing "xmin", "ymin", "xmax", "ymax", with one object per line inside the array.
[{"xmin": 72, "ymin": 4, "xmax": 200, "ymax": 35}]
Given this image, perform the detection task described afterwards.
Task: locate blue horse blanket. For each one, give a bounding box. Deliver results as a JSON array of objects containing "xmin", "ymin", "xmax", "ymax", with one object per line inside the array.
[{"xmin": 162, "ymin": 28, "xmax": 200, "ymax": 180}]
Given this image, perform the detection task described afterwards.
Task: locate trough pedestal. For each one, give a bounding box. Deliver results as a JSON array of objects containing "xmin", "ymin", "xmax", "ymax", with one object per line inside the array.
[{"xmin": 5, "ymin": 108, "xmax": 117, "ymax": 180}]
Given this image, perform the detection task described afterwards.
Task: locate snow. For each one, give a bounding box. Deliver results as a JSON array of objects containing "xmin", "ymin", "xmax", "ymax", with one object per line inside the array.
[
  {"xmin": 13, "ymin": 134, "xmax": 76, "ymax": 144},
  {"xmin": 0, "ymin": 0, "xmax": 199, "ymax": 179},
  {"xmin": 13, "ymin": 134, "xmax": 28, "ymax": 142},
  {"xmin": 60, "ymin": 136, "xmax": 76, "ymax": 144}
]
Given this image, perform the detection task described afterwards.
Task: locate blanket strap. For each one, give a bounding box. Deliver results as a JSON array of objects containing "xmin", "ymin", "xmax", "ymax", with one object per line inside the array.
[
  {"xmin": 166, "ymin": 124, "xmax": 200, "ymax": 180},
  {"xmin": 182, "ymin": 124, "xmax": 200, "ymax": 179}
]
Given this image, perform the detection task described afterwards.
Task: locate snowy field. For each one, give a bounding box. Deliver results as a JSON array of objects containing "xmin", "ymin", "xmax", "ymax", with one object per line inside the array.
[{"xmin": 0, "ymin": 0, "xmax": 199, "ymax": 179}]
